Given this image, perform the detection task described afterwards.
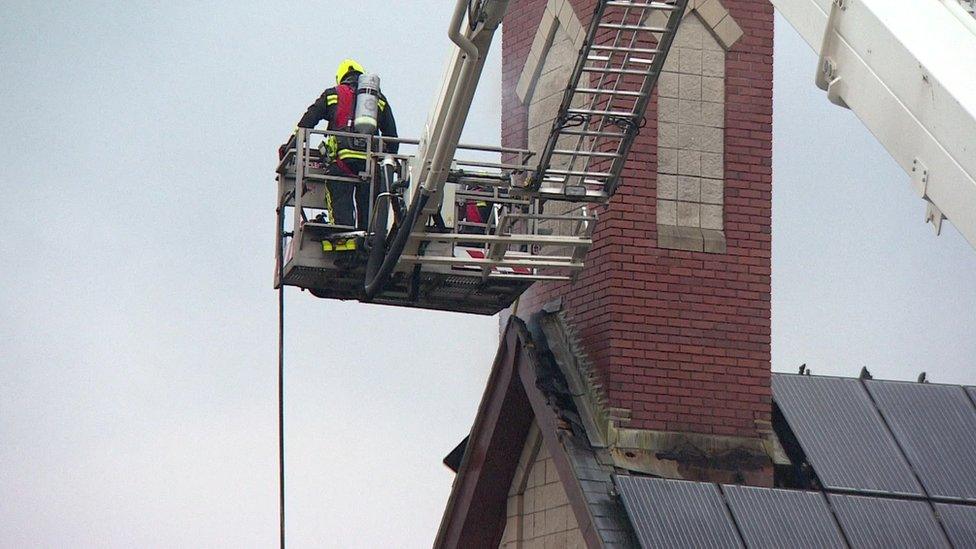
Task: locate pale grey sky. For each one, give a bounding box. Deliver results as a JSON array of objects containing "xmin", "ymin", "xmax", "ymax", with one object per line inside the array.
[{"xmin": 1, "ymin": 2, "xmax": 973, "ymax": 548}]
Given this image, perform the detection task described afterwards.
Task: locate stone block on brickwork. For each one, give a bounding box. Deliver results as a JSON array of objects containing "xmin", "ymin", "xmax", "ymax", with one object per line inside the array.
[
  {"xmin": 678, "ymin": 99, "xmax": 702, "ymax": 125},
  {"xmin": 553, "ymin": 505, "xmax": 571, "ymax": 532},
  {"xmin": 678, "ymin": 74, "xmax": 702, "ymax": 101},
  {"xmin": 677, "ymin": 176, "xmax": 701, "ymax": 202},
  {"xmin": 702, "ymin": 49, "xmax": 725, "ymax": 77},
  {"xmin": 516, "ymin": 50, "xmax": 540, "ymax": 102},
  {"xmin": 658, "ymin": 224, "xmax": 704, "ymax": 252},
  {"xmin": 696, "ymin": 0, "xmax": 729, "ymax": 29},
  {"xmin": 701, "ymin": 203, "xmax": 724, "ymax": 229},
  {"xmin": 701, "ymin": 101, "xmax": 724, "ymax": 128},
  {"xmin": 700, "ymin": 177, "xmax": 724, "ymax": 204},
  {"xmin": 572, "ymin": 22, "xmax": 586, "ymax": 50},
  {"xmin": 657, "ymin": 199, "xmax": 677, "ymax": 225},
  {"xmin": 701, "ymin": 153, "xmax": 723, "ymax": 179},
  {"xmin": 679, "ymin": 47, "xmax": 702, "ymax": 75},
  {"xmin": 678, "ymin": 150, "xmax": 702, "ymax": 177},
  {"xmin": 702, "ymin": 76, "xmax": 724, "ymax": 103},
  {"xmin": 645, "ymin": 10, "xmax": 669, "ymax": 43},
  {"xmin": 557, "ymin": 0, "xmax": 582, "ymax": 39},
  {"xmin": 658, "ymin": 147, "xmax": 678, "ymax": 174},
  {"xmin": 528, "ymin": 92, "xmax": 562, "ymax": 131},
  {"xmin": 659, "ymin": 97, "xmax": 679, "ymax": 123},
  {"xmin": 702, "ymin": 228, "xmax": 727, "ymax": 253},
  {"xmin": 657, "ymin": 175, "xmax": 677, "ymax": 200},
  {"xmin": 674, "ymin": 16, "xmax": 704, "ymax": 49},
  {"xmin": 566, "ymin": 528, "xmax": 586, "ymax": 549},
  {"xmin": 544, "ymin": 458, "xmax": 559, "ymax": 483},
  {"xmin": 713, "ymin": 14, "xmax": 744, "ymax": 50},
  {"xmin": 678, "ymin": 123, "xmax": 703, "ymax": 150},
  {"xmin": 534, "ymin": 63, "xmax": 571, "ymax": 104},
  {"xmin": 528, "ymin": 124, "xmax": 548, "ymax": 152},
  {"xmin": 533, "ymin": 9, "xmax": 558, "ymax": 60},
  {"xmin": 701, "ymin": 126, "xmax": 723, "ymax": 153},
  {"xmin": 503, "ymin": 515, "xmax": 518, "ymax": 541},
  {"xmin": 542, "ymin": 38, "xmax": 575, "ymax": 78},
  {"xmin": 522, "ymin": 511, "xmax": 536, "ymax": 540},
  {"xmin": 524, "ymin": 486, "xmax": 537, "ymax": 514},
  {"xmin": 676, "ymin": 200, "xmax": 701, "ymax": 226},
  {"xmin": 546, "ymin": 0, "xmax": 565, "ymax": 18},
  {"xmin": 658, "ymin": 121, "xmax": 678, "ymax": 148},
  {"xmin": 658, "ymin": 71, "xmax": 679, "ymax": 99}
]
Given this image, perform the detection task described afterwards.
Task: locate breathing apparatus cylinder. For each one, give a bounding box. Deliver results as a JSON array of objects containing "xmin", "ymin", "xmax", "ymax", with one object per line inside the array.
[{"xmin": 354, "ymin": 73, "xmax": 381, "ymax": 135}]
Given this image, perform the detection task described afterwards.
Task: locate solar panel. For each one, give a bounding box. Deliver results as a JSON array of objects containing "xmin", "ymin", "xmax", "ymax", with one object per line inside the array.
[
  {"xmin": 722, "ymin": 485, "xmax": 846, "ymax": 549},
  {"xmin": 828, "ymin": 494, "xmax": 950, "ymax": 549},
  {"xmin": 934, "ymin": 503, "xmax": 976, "ymax": 548},
  {"xmin": 866, "ymin": 380, "xmax": 976, "ymax": 501},
  {"xmin": 614, "ymin": 475, "xmax": 743, "ymax": 549},
  {"xmin": 772, "ymin": 374, "xmax": 924, "ymax": 496}
]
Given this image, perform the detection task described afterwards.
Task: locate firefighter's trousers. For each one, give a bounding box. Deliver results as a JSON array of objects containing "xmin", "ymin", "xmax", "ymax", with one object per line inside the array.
[{"xmin": 326, "ymin": 159, "xmax": 370, "ymax": 229}]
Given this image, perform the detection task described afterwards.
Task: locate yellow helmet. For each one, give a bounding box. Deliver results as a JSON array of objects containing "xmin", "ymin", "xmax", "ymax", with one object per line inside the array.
[{"xmin": 335, "ymin": 58, "xmax": 365, "ymax": 84}]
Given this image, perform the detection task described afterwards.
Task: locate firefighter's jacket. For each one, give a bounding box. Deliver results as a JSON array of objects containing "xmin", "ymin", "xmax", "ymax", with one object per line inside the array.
[{"xmin": 297, "ymin": 80, "xmax": 399, "ymax": 160}]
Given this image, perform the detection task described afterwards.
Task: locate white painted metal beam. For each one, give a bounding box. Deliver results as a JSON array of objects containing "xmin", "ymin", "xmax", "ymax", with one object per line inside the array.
[{"xmin": 771, "ymin": 0, "xmax": 976, "ymax": 248}]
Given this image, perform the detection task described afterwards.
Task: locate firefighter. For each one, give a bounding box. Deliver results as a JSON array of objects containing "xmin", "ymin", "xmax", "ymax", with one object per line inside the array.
[
  {"xmin": 460, "ymin": 186, "xmax": 492, "ymax": 234},
  {"xmin": 297, "ymin": 59, "xmax": 399, "ymax": 239}
]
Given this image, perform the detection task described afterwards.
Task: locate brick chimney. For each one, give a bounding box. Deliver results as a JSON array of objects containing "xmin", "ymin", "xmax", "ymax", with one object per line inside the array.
[{"xmin": 503, "ymin": 0, "xmax": 775, "ymax": 483}]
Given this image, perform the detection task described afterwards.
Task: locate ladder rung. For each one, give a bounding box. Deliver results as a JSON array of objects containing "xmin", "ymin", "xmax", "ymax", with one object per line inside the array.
[
  {"xmin": 510, "ymin": 254, "xmax": 592, "ymax": 261},
  {"xmin": 552, "ymin": 149, "xmax": 621, "ymax": 158},
  {"xmin": 304, "ymin": 173, "xmax": 360, "ymax": 183},
  {"xmin": 536, "ymin": 188, "xmax": 611, "ymax": 203},
  {"xmin": 488, "ymin": 273, "xmax": 573, "ymax": 282},
  {"xmin": 545, "ymin": 168, "xmax": 613, "ymax": 177},
  {"xmin": 411, "ymin": 233, "xmax": 593, "ymax": 246},
  {"xmin": 598, "ymin": 23, "xmax": 668, "ymax": 32},
  {"xmin": 573, "ymin": 87, "xmax": 645, "ymax": 97},
  {"xmin": 566, "ymin": 107, "xmax": 636, "ymax": 118},
  {"xmin": 581, "ymin": 66, "xmax": 649, "ymax": 76},
  {"xmin": 399, "ymin": 255, "xmax": 582, "ymax": 269},
  {"xmin": 559, "ymin": 129, "xmax": 627, "ymax": 138},
  {"xmin": 606, "ymin": 1, "xmax": 680, "ymax": 10},
  {"xmin": 302, "ymin": 222, "xmax": 360, "ymax": 233},
  {"xmin": 590, "ymin": 45, "xmax": 660, "ymax": 55}
]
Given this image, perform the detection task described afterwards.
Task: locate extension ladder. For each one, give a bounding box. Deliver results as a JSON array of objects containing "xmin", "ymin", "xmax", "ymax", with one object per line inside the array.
[{"xmin": 532, "ymin": 0, "xmax": 689, "ymax": 202}]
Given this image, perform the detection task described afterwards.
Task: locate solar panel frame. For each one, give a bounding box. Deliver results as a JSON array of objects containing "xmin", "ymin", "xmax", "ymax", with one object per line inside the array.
[
  {"xmin": 866, "ymin": 380, "xmax": 976, "ymax": 502},
  {"xmin": 722, "ymin": 485, "xmax": 847, "ymax": 549},
  {"xmin": 614, "ymin": 475, "xmax": 743, "ymax": 549},
  {"xmin": 772, "ymin": 374, "xmax": 924, "ymax": 496},
  {"xmin": 934, "ymin": 503, "xmax": 976, "ymax": 549},
  {"xmin": 828, "ymin": 493, "xmax": 950, "ymax": 549}
]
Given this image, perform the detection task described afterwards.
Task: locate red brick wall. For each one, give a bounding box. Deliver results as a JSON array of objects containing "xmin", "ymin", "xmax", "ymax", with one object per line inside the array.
[{"xmin": 504, "ymin": 0, "xmax": 773, "ymax": 439}]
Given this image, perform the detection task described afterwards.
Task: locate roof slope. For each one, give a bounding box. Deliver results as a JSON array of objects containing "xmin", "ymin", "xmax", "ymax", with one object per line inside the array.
[{"xmin": 437, "ymin": 314, "xmax": 976, "ymax": 548}]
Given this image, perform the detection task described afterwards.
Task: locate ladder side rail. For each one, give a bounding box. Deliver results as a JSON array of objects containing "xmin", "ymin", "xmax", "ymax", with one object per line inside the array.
[
  {"xmin": 530, "ymin": 1, "xmax": 611, "ymax": 191},
  {"xmin": 576, "ymin": 2, "xmax": 652, "ymax": 186},
  {"xmin": 605, "ymin": 0, "xmax": 687, "ymax": 195},
  {"xmin": 563, "ymin": 2, "xmax": 640, "ymax": 184}
]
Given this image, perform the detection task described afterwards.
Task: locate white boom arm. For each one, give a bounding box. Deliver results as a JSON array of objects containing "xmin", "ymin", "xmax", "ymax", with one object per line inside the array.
[
  {"xmin": 409, "ymin": 0, "xmax": 509, "ymax": 225},
  {"xmin": 771, "ymin": 0, "xmax": 976, "ymax": 248}
]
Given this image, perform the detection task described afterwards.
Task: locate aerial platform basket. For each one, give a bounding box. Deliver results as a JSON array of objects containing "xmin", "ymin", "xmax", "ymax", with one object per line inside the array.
[{"xmin": 274, "ymin": 129, "xmax": 596, "ymax": 315}]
